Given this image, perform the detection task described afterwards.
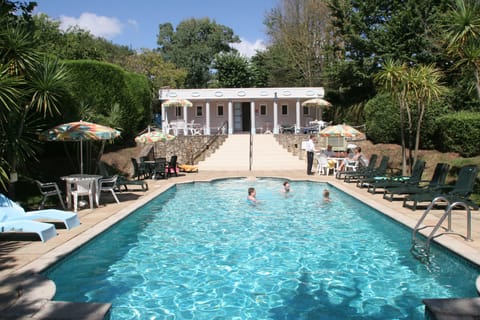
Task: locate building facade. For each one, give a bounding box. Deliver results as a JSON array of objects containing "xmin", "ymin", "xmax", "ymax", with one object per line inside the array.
[{"xmin": 159, "ymin": 87, "xmax": 326, "ymax": 135}]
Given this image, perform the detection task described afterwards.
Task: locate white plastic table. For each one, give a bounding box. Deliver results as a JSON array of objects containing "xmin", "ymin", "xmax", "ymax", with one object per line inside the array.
[{"xmin": 61, "ymin": 174, "xmax": 102, "ymax": 209}]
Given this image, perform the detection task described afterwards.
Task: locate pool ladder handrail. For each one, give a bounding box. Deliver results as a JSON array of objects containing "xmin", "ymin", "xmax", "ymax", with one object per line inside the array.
[{"xmin": 411, "ymin": 196, "xmax": 473, "ymax": 254}]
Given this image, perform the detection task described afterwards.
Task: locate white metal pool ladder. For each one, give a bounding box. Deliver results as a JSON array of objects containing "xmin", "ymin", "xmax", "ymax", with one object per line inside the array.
[{"xmin": 411, "ymin": 196, "xmax": 474, "ymax": 258}]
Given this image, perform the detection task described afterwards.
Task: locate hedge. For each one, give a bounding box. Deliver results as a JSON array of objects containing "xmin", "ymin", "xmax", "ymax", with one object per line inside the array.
[
  {"xmin": 63, "ymin": 60, "xmax": 151, "ymax": 139},
  {"xmin": 435, "ymin": 111, "xmax": 480, "ymax": 157}
]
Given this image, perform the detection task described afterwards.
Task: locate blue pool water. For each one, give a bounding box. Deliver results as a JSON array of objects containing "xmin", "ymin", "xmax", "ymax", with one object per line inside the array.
[{"xmin": 45, "ymin": 178, "xmax": 480, "ymax": 319}]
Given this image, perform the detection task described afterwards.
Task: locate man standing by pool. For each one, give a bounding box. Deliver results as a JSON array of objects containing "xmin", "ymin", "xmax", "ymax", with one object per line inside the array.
[{"xmin": 305, "ymin": 135, "xmax": 317, "ymax": 175}]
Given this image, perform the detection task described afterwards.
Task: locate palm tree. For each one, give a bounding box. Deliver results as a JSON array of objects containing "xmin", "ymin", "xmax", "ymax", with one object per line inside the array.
[
  {"xmin": 408, "ymin": 65, "xmax": 448, "ymax": 166},
  {"xmin": 375, "ymin": 60, "xmax": 447, "ymax": 175},
  {"xmin": 443, "ymin": 0, "xmax": 480, "ymax": 99},
  {"xmin": 0, "ymin": 24, "xmax": 71, "ymax": 196},
  {"xmin": 375, "ymin": 59, "xmax": 410, "ymax": 175}
]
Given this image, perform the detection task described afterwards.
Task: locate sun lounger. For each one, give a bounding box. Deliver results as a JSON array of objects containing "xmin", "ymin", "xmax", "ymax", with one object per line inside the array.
[
  {"xmin": 0, "ymin": 194, "xmax": 80, "ymax": 230},
  {"xmin": 383, "ymin": 163, "xmax": 450, "ymax": 201},
  {"xmin": 0, "ymin": 220, "xmax": 57, "ymax": 242},
  {"xmin": 367, "ymin": 160, "xmax": 426, "ymax": 194},
  {"xmin": 403, "ymin": 165, "xmax": 479, "ymax": 211}
]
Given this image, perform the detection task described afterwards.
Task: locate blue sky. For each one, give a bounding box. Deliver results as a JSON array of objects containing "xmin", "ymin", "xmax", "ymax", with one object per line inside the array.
[{"xmin": 34, "ymin": 0, "xmax": 278, "ymax": 57}]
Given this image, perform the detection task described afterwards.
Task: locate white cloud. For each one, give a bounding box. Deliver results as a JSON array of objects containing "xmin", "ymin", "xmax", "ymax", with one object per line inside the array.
[
  {"xmin": 59, "ymin": 12, "xmax": 123, "ymax": 39},
  {"xmin": 231, "ymin": 38, "xmax": 267, "ymax": 58}
]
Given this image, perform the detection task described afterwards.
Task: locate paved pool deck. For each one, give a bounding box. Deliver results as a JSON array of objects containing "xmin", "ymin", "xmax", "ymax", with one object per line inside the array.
[{"xmin": 1, "ymin": 170, "xmax": 479, "ymax": 319}]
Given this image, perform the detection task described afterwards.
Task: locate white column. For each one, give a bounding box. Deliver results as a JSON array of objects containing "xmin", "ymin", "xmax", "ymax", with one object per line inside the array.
[
  {"xmin": 228, "ymin": 100, "xmax": 233, "ymax": 135},
  {"xmin": 205, "ymin": 100, "xmax": 211, "ymax": 135},
  {"xmin": 296, "ymin": 99, "xmax": 301, "ymax": 134},
  {"xmin": 250, "ymin": 101, "xmax": 256, "ymax": 135},
  {"xmin": 162, "ymin": 105, "xmax": 166, "ymax": 134},
  {"xmin": 273, "ymin": 98, "xmax": 279, "ymax": 134},
  {"xmin": 183, "ymin": 105, "xmax": 188, "ymax": 135}
]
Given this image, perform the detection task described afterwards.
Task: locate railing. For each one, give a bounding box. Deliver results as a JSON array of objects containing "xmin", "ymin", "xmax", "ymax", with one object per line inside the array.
[
  {"xmin": 411, "ymin": 196, "xmax": 474, "ymax": 261},
  {"xmin": 192, "ymin": 121, "xmax": 228, "ymax": 164}
]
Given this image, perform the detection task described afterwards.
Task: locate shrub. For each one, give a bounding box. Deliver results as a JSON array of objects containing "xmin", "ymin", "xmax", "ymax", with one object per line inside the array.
[
  {"xmin": 364, "ymin": 94, "xmax": 401, "ymax": 144},
  {"xmin": 365, "ymin": 94, "xmax": 447, "ymax": 149},
  {"xmin": 435, "ymin": 111, "xmax": 480, "ymax": 157}
]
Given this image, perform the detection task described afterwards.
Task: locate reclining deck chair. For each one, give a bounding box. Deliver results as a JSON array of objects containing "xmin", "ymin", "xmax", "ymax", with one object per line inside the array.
[
  {"xmin": 355, "ymin": 156, "xmax": 390, "ymax": 187},
  {"xmin": 367, "ymin": 160, "xmax": 426, "ymax": 194},
  {"xmin": 383, "ymin": 163, "xmax": 450, "ymax": 202},
  {"xmin": 98, "ymin": 161, "xmax": 148, "ymax": 191},
  {"xmin": 0, "ymin": 219, "xmax": 57, "ymax": 242},
  {"xmin": 0, "ymin": 193, "xmax": 80, "ymax": 230},
  {"xmin": 403, "ymin": 165, "xmax": 479, "ymax": 211},
  {"xmin": 340, "ymin": 154, "xmax": 378, "ymax": 182}
]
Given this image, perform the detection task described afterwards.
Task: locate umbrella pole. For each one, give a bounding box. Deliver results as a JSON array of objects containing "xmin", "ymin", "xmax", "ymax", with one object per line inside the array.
[{"xmin": 80, "ymin": 139, "xmax": 83, "ymax": 175}]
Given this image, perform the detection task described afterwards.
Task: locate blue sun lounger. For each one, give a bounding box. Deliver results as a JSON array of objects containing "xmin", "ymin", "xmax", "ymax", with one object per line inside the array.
[
  {"xmin": 0, "ymin": 220, "xmax": 57, "ymax": 242},
  {"xmin": 0, "ymin": 194, "xmax": 80, "ymax": 230}
]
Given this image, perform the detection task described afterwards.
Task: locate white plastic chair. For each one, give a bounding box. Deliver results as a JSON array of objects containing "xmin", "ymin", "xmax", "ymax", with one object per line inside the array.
[
  {"xmin": 98, "ymin": 175, "xmax": 120, "ymax": 205},
  {"xmin": 317, "ymin": 154, "xmax": 336, "ymax": 176},
  {"xmin": 345, "ymin": 160, "xmax": 359, "ymax": 172},
  {"xmin": 35, "ymin": 180, "xmax": 66, "ymax": 209},
  {"xmin": 316, "ymin": 154, "xmax": 329, "ymax": 175},
  {"xmin": 71, "ymin": 179, "xmax": 94, "ymax": 212}
]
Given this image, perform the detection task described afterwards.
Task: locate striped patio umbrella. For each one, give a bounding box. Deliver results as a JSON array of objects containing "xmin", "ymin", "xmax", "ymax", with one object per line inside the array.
[
  {"xmin": 161, "ymin": 99, "xmax": 193, "ymax": 108},
  {"xmin": 302, "ymin": 98, "xmax": 332, "ymax": 120},
  {"xmin": 135, "ymin": 130, "xmax": 176, "ymax": 144},
  {"xmin": 39, "ymin": 120, "xmax": 121, "ymax": 174},
  {"xmin": 135, "ymin": 127, "xmax": 176, "ymax": 157},
  {"xmin": 319, "ymin": 124, "xmax": 363, "ymax": 138}
]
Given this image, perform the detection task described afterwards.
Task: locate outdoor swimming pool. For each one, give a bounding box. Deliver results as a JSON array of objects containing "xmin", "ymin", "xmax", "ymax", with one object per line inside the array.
[{"xmin": 45, "ymin": 178, "xmax": 480, "ymax": 319}]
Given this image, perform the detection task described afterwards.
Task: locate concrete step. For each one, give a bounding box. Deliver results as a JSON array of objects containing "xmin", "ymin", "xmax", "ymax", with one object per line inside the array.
[{"xmin": 198, "ymin": 134, "xmax": 305, "ymax": 171}]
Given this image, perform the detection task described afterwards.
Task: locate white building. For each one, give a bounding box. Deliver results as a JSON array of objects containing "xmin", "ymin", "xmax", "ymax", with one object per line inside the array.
[{"xmin": 159, "ymin": 87, "xmax": 326, "ymax": 135}]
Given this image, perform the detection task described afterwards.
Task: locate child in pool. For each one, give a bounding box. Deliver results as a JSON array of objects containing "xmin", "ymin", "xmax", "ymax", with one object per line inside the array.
[
  {"xmin": 281, "ymin": 181, "xmax": 291, "ymax": 193},
  {"xmin": 247, "ymin": 187, "xmax": 258, "ymax": 204},
  {"xmin": 323, "ymin": 189, "xmax": 331, "ymax": 203}
]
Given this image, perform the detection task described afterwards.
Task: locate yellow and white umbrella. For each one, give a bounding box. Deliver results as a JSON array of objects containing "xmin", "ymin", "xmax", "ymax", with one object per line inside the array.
[
  {"xmin": 302, "ymin": 98, "xmax": 332, "ymax": 120},
  {"xmin": 161, "ymin": 99, "xmax": 193, "ymax": 108}
]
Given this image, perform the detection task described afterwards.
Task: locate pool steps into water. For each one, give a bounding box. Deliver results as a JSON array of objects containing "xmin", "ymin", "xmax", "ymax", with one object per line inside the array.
[{"xmin": 411, "ymin": 196, "xmax": 475, "ymax": 260}]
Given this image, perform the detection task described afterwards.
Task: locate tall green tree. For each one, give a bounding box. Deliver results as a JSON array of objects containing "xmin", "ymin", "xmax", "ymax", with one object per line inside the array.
[
  {"xmin": 325, "ymin": 0, "xmax": 450, "ymax": 120},
  {"xmin": 123, "ymin": 49, "xmax": 187, "ymax": 89},
  {"xmin": 442, "ymin": 0, "xmax": 480, "ymax": 100},
  {"xmin": 156, "ymin": 18, "xmax": 240, "ymax": 88},
  {"xmin": 32, "ymin": 13, "xmax": 135, "ymax": 65},
  {"xmin": 212, "ymin": 53, "xmax": 254, "ymax": 88},
  {"xmin": 264, "ymin": 0, "xmax": 332, "ymax": 86}
]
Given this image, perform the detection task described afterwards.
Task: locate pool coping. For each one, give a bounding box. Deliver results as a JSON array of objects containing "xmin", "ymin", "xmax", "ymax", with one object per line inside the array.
[{"xmin": 2, "ymin": 171, "xmax": 480, "ymax": 318}]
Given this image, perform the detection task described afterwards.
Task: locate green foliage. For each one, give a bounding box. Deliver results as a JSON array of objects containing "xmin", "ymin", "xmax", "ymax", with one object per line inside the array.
[
  {"xmin": 32, "ymin": 14, "xmax": 135, "ymax": 65},
  {"xmin": 64, "ymin": 60, "xmax": 151, "ymax": 139},
  {"xmin": 157, "ymin": 18, "xmax": 240, "ymax": 88},
  {"xmin": 123, "ymin": 49, "xmax": 187, "ymax": 89},
  {"xmin": 252, "ymin": 44, "xmax": 304, "ymax": 87},
  {"xmin": 213, "ymin": 53, "xmax": 255, "ymax": 88},
  {"xmin": 435, "ymin": 111, "xmax": 480, "ymax": 157},
  {"xmin": 364, "ymin": 94, "xmax": 401, "ymax": 144}
]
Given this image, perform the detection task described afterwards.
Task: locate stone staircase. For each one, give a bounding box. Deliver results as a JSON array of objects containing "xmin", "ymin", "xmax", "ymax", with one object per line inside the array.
[{"xmin": 197, "ymin": 134, "xmax": 305, "ymax": 171}]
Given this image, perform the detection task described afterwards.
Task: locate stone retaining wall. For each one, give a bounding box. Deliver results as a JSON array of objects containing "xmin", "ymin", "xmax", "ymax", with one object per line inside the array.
[
  {"xmin": 275, "ymin": 134, "xmax": 329, "ymax": 160},
  {"xmin": 152, "ymin": 135, "xmax": 227, "ymax": 164}
]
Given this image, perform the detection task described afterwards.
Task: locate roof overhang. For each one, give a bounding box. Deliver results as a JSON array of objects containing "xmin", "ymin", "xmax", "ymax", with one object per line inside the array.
[{"xmin": 159, "ymin": 87, "xmax": 325, "ymax": 101}]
